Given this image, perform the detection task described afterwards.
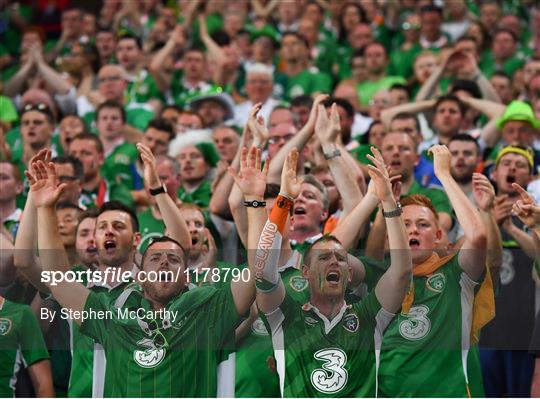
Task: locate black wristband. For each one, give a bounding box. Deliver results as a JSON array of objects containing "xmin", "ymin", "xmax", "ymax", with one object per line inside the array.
[
  {"xmin": 244, "ymin": 200, "xmax": 266, "ymax": 208},
  {"xmin": 149, "ymin": 185, "xmax": 167, "ymax": 196}
]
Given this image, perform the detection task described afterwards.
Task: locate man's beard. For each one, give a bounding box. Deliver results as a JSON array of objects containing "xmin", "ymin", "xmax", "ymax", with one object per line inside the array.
[{"xmin": 452, "ymin": 172, "xmax": 473, "ymax": 184}]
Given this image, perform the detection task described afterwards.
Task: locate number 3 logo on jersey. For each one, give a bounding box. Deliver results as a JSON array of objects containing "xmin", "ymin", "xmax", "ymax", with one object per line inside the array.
[
  {"xmin": 311, "ymin": 348, "xmax": 348, "ymax": 394},
  {"xmin": 133, "ymin": 338, "xmax": 166, "ymax": 368},
  {"xmin": 399, "ymin": 305, "xmax": 431, "ymax": 340}
]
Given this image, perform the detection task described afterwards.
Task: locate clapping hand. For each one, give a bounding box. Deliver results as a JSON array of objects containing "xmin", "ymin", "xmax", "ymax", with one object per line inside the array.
[
  {"xmin": 137, "ymin": 143, "xmax": 161, "ymax": 190},
  {"xmin": 25, "ymin": 153, "xmax": 67, "ymax": 208},
  {"xmin": 472, "ymin": 173, "xmax": 495, "ymax": 212},
  {"xmin": 247, "ymin": 103, "xmax": 269, "ymax": 147},
  {"xmin": 366, "ymin": 147, "xmax": 394, "ymax": 203},
  {"xmin": 280, "ymin": 148, "xmax": 302, "ymax": 199}
]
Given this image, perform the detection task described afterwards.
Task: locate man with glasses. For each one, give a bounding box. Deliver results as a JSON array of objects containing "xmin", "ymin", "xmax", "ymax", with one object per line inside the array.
[
  {"xmin": 51, "ymin": 155, "xmax": 83, "ymax": 207},
  {"xmin": 77, "ymin": 64, "xmax": 154, "ymax": 132}
]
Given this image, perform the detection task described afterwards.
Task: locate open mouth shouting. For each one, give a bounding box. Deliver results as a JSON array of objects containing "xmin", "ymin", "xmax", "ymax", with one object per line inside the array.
[
  {"xmin": 103, "ymin": 239, "xmax": 117, "ymax": 254},
  {"xmin": 409, "ymin": 238, "xmax": 420, "ymax": 249},
  {"xmin": 325, "ymin": 270, "xmax": 341, "ymax": 286}
]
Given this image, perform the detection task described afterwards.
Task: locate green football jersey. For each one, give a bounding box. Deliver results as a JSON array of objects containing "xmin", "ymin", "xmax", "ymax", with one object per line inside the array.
[
  {"xmin": 80, "ymin": 282, "xmax": 241, "ymax": 397},
  {"xmin": 137, "ymin": 208, "xmax": 166, "ymax": 253},
  {"xmin": 284, "ymin": 69, "xmax": 333, "ymax": 101},
  {"xmin": 266, "ymin": 290, "xmax": 392, "ymax": 397},
  {"xmin": 236, "ymin": 262, "xmax": 309, "ymax": 398},
  {"xmin": 68, "ymin": 265, "xmax": 132, "ymax": 398},
  {"xmin": 126, "ymin": 69, "xmax": 164, "ymax": 104},
  {"xmin": 177, "ymin": 180, "xmax": 212, "ymax": 208},
  {"xmin": 0, "ymin": 297, "xmax": 50, "ymax": 397},
  {"xmin": 101, "ymin": 141, "xmax": 140, "ymax": 190},
  {"xmin": 378, "ymin": 254, "xmax": 480, "ymax": 397}
]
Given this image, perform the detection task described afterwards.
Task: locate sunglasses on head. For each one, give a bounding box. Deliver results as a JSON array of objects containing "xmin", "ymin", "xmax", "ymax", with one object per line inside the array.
[{"xmin": 21, "ymin": 103, "xmax": 54, "ymax": 121}]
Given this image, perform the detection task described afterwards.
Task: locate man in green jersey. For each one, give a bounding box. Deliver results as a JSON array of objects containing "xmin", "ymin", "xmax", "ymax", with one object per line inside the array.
[
  {"xmin": 79, "ymin": 64, "xmax": 154, "ymax": 132},
  {"xmin": 378, "ymin": 145, "xmax": 488, "ymax": 397},
  {"xmin": 30, "ymin": 146, "xmax": 256, "ymax": 397},
  {"xmin": 0, "ymin": 295, "xmax": 54, "ymax": 397},
  {"xmin": 95, "ymin": 101, "xmax": 140, "ymax": 190},
  {"xmin": 69, "ymin": 133, "xmax": 134, "ymax": 208},
  {"xmin": 247, "ymin": 133, "xmax": 411, "ymax": 396}
]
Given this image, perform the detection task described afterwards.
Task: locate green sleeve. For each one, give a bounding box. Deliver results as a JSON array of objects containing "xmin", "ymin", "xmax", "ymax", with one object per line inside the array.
[
  {"xmin": 427, "ymin": 188, "xmax": 452, "ymax": 216},
  {"xmin": 206, "ymin": 284, "xmax": 244, "ymax": 345},
  {"xmin": 312, "ymin": 72, "xmax": 333, "ymax": 94},
  {"xmin": 79, "ymin": 291, "xmax": 112, "ymax": 346},
  {"xmin": 353, "ymin": 290, "xmax": 386, "ymax": 329},
  {"xmin": 361, "ymin": 256, "xmax": 390, "ymax": 292},
  {"xmin": 126, "ymin": 108, "xmax": 154, "ymax": 131},
  {"xmin": 0, "ymin": 96, "xmax": 18, "ymax": 123},
  {"xmin": 109, "ymin": 183, "xmax": 135, "ymax": 208},
  {"xmin": 20, "ymin": 306, "xmax": 50, "ymax": 366}
]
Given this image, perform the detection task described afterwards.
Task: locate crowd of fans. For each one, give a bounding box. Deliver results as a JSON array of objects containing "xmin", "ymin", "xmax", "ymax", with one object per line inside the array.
[{"xmin": 1, "ymin": 0, "xmax": 540, "ymax": 397}]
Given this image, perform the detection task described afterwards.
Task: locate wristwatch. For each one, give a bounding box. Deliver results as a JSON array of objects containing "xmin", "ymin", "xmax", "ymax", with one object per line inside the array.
[
  {"xmin": 323, "ymin": 148, "xmax": 341, "ymax": 160},
  {"xmin": 244, "ymin": 200, "xmax": 266, "ymax": 208},
  {"xmin": 149, "ymin": 185, "xmax": 167, "ymax": 196},
  {"xmin": 382, "ymin": 202, "xmax": 402, "ymax": 218}
]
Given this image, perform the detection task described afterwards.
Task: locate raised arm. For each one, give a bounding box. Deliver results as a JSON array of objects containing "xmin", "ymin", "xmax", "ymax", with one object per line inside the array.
[
  {"xmin": 149, "ymin": 25, "xmax": 186, "ymax": 92},
  {"xmin": 316, "ymin": 103, "xmax": 362, "ymax": 218},
  {"xmin": 368, "ymin": 148, "xmax": 412, "ymax": 313},
  {"xmin": 0, "ymin": 228, "xmax": 16, "ymax": 287},
  {"xmin": 456, "ymin": 95, "xmax": 506, "ymax": 148},
  {"xmin": 380, "ymin": 99, "xmax": 436, "ymax": 129},
  {"xmin": 472, "ymin": 173, "xmax": 502, "ymax": 283},
  {"xmin": 33, "ymin": 44, "xmax": 72, "ymax": 95},
  {"xmin": 254, "ymin": 149, "xmax": 301, "ymax": 314},
  {"xmin": 3, "ymin": 49, "xmax": 35, "ymax": 97},
  {"xmin": 14, "ymin": 149, "xmax": 53, "ymax": 294},
  {"xmin": 211, "ymin": 106, "xmax": 258, "ymax": 220},
  {"xmin": 27, "ymin": 159, "xmax": 89, "ymax": 323},
  {"xmin": 228, "ymin": 146, "xmax": 270, "ymax": 315},
  {"xmin": 137, "ymin": 143, "xmax": 191, "ymax": 250},
  {"xmin": 267, "ymin": 94, "xmax": 328, "ymax": 183},
  {"xmin": 431, "ymin": 145, "xmax": 487, "ymax": 280}
]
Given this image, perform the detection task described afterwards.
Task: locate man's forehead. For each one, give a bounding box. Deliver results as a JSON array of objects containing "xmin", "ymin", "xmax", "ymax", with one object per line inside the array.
[
  {"xmin": 0, "ymin": 162, "xmax": 15, "ymax": 174},
  {"xmin": 403, "ymin": 205, "xmax": 437, "ymax": 221},
  {"xmin": 311, "ymin": 240, "xmax": 345, "ymax": 253},
  {"xmin": 300, "ymin": 182, "xmax": 321, "ymax": 196},
  {"xmin": 449, "ymin": 140, "xmax": 476, "ymax": 151},
  {"xmin": 383, "ymin": 132, "xmax": 412, "ymax": 146},
  {"xmin": 55, "ymin": 163, "xmax": 75, "ymax": 174},
  {"xmin": 498, "ymin": 152, "xmax": 529, "ymax": 164},
  {"xmin": 21, "ymin": 111, "xmax": 47, "ymax": 122},
  {"xmin": 97, "ymin": 211, "xmax": 130, "ymax": 223},
  {"xmin": 99, "ymin": 66, "xmax": 122, "ymax": 77},
  {"xmin": 179, "ymin": 208, "xmax": 204, "ymax": 221}
]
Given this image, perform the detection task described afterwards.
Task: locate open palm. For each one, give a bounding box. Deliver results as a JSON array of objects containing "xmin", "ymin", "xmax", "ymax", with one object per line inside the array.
[
  {"xmin": 281, "ymin": 148, "xmax": 301, "ymax": 198},
  {"xmin": 229, "ymin": 146, "xmax": 268, "ymax": 198},
  {"xmin": 25, "ymin": 160, "xmax": 66, "ymax": 208}
]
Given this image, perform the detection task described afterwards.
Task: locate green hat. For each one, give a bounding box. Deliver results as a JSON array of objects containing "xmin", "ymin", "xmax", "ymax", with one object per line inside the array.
[
  {"xmin": 189, "ymin": 86, "xmax": 235, "ymax": 121},
  {"xmin": 195, "ymin": 142, "xmax": 220, "ymax": 168},
  {"xmin": 248, "ymin": 25, "xmax": 281, "ymax": 48},
  {"xmin": 496, "ymin": 100, "xmax": 540, "ymax": 130}
]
